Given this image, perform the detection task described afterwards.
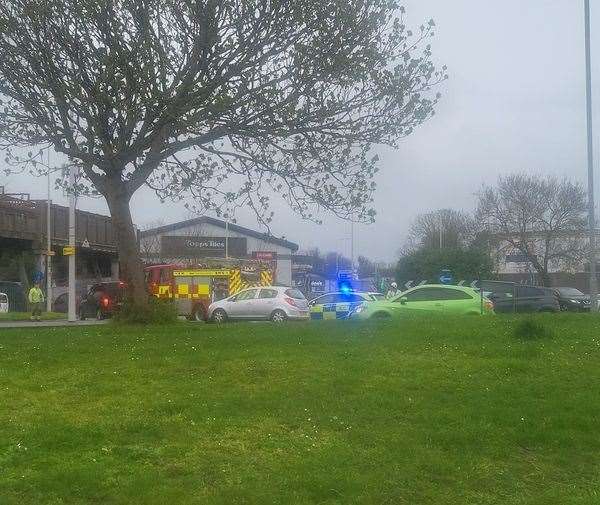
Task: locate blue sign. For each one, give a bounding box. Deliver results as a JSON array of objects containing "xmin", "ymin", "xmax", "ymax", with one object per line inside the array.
[{"xmin": 439, "ymin": 269, "xmax": 453, "ymax": 285}]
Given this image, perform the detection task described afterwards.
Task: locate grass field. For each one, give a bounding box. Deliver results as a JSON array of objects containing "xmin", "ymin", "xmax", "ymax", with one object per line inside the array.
[{"xmin": 1, "ymin": 314, "xmax": 600, "ymax": 504}]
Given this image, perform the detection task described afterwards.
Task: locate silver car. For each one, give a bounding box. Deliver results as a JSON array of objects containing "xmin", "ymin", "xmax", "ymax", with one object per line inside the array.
[{"xmin": 208, "ymin": 286, "xmax": 310, "ymax": 323}]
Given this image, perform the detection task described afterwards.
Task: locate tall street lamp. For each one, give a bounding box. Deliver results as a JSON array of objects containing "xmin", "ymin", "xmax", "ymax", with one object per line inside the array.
[{"xmin": 584, "ymin": 0, "xmax": 598, "ymax": 310}]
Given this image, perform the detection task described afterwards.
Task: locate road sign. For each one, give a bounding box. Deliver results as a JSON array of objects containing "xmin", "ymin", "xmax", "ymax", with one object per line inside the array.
[
  {"xmin": 439, "ymin": 269, "xmax": 454, "ymax": 285},
  {"xmin": 63, "ymin": 246, "xmax": 75, "ymax": 256},
  {"xmin": 337, "ymin": 269, "xmax": 353, "ymax": 282}
]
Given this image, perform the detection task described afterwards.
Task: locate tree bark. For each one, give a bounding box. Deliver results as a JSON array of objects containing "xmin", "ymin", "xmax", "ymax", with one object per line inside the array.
[{"xmin": 104, "ymin": 184, "xmax": 147, "ymax": 307}]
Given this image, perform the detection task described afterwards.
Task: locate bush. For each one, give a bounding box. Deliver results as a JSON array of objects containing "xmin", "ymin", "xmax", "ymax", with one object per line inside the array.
[
  {"xmin": 513, "ymin": 318, "xmax": 554, "ymax": 340},
  {"xmin": 113, "ymin": 298, "xmax": 178, "ymax": 325}
]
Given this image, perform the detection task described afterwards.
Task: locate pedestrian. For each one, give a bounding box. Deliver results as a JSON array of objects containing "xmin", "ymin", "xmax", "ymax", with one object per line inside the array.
[
  {"xmin": 28, "ymin": 282, "xmax": 45, "ymax": 321},
  {"xmin": 386, "ymin": 282, "xmax": 400, "ymax": 299}
]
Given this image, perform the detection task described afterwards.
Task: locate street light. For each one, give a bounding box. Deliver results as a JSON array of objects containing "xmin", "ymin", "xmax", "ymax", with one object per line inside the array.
[{"xmin": 584, "ymin": 0, "xmax": 598, "ymax": 310}]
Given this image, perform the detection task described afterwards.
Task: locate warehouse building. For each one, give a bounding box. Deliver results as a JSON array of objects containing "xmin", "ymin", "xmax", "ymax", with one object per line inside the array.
[{"xmin": 139, "ymin": 217, "xmax": 299, "ymax": 286}]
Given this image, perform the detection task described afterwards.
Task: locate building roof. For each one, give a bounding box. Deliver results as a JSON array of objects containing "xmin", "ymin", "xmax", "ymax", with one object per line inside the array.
[{"xmin": 139, "ymin": 216, "xmax": 299, "ymax": 252}]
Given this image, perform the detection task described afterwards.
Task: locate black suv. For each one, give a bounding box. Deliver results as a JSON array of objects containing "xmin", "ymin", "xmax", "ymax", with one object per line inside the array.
[
  {"xmin": 555, "ymin": 287, "xmax": 592, "ymax": 312},
  {"xmin": 482, "ymin": 281, "xmax": 560, "ymax": 313},
  {"xmin": 79, "ymin": 281, "xmax": 126, "ymax": 320}
]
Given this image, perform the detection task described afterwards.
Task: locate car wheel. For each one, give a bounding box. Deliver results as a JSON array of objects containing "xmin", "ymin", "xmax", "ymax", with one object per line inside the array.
[
  {"xmin": 270, "ymin": 310, "xmax": 287, "ymax": 323},
  {"xmin": 212, "ymin": 309, "xmax": 228, "ymax": 323},
  {"xmin": 192, "ymin": 305, "xmax": 206, "ymax": 322}
]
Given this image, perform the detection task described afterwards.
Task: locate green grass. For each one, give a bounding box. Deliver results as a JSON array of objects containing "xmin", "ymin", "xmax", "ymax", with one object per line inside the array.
[
  {"xmin": 1, "ymin": 314, "xmax": 600, "ymax": 504},
  {"xmin": 0, "ymin": 311, "xmax": 64, "ymax": 321}
]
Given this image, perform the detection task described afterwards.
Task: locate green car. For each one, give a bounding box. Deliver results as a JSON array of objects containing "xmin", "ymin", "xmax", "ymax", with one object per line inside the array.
[{"xmin": 349, "ymin": 284, "xmax": 494, "ymax": 319}]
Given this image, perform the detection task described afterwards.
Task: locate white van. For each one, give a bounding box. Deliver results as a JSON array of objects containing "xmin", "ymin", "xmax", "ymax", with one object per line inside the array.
[{"xmin": 0, "ymin": 292, "xmax": 8, "ymax": 313}]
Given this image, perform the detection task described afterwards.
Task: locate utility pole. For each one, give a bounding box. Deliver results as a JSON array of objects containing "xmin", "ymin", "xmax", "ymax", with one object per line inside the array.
[
  {"xmin": 67, "ymin": 165, "xmax": 77, "ymax": 322},
  {"xmin": 225, "ymin": 219, "xmax": 229, "ymax": 259},
  {"xmin": 350, "ymin": 219, "xmax": 355, "ymax": 277},
  {"xmin": 585, "ymin": 0, "xmax": 598, "ymax": 310},
  {"xmin": 45, "ymin": 149, "xmax": 52, "ymax": 312},
  {"xmin": 439, "ymin": 211, "xmax": 443, "ymax": 249}
]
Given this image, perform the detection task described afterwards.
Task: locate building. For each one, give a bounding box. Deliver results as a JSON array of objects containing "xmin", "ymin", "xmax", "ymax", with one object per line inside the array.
[
  {"xmin": 139, "ymin": 216, "xmax": 298, "ymax": 286},
  {"xmin": 0, "ymin": 187, "xmax": 119, "ymax": 300},
  {"xmin": 491, "ymin": 230, "xmax": 600, "ymax": 291}
]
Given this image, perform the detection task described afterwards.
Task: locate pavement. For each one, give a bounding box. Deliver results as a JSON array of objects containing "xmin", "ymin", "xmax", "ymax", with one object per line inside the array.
[{"xmin": 0, "ymin": 319, "xmax": 109, "ymax": 329}]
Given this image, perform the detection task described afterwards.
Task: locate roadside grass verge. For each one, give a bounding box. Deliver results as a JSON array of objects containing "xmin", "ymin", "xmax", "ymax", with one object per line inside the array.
[
  {"xmin": 1, "ymin": 313, "xmax": 599, "ymax": 504},
  {"xmin": 0, "ymin": 311, "xmax": 64, "ymax": 321}
]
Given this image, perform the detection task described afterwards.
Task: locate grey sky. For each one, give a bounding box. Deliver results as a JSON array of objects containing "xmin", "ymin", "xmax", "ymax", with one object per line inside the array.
[{"xmin": 2, "ymin": 1, "xmax": 597, "ymax": 262}]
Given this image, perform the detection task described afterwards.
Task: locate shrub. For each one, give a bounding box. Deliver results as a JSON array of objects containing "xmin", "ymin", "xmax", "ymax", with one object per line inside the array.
[
  {"xmin": 113, "ymin": 298, "xmax": 178, "ymax": 325},
  {"xmin": 513, "ymin": 318, "xmax": 554, "ymax": 340}
]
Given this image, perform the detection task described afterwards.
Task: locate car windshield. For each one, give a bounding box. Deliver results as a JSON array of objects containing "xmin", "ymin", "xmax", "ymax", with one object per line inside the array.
[
  {"xmin": 558, "ymin": 287, "xmax": 585, "ymax": 296},
  {"xmin": 285, "ymin": 288, "xmax": 306, "ymax": 299}
]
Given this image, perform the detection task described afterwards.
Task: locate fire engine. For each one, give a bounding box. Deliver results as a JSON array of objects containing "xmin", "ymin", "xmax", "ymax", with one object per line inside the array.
[{"xmin": 145, "ymin": 259, "xmax": 275, "ymax": 321}]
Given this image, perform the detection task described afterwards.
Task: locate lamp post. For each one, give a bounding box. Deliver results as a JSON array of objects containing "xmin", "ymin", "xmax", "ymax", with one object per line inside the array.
[
  {"xmin": 45, "ymin": 149, "xmax": 52, "ymax": 312},
  {"xmin": 67, "ymin": 165, "xmax": 77, "ymax": 322},
  {"xmin": 584, "ymin": 0, "xmax": 598, "ymax": 310}
]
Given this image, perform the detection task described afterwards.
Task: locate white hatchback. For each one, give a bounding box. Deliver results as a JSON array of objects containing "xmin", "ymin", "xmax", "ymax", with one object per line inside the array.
[{"xmin": 208, "ymin": 286, "xmax": 309, "ymax": 323}]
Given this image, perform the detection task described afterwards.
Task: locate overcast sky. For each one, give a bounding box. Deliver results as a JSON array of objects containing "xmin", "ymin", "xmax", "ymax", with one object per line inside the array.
[{"xmin": 2, "ymin": 1, "xmax": 598, "ymax": 262}]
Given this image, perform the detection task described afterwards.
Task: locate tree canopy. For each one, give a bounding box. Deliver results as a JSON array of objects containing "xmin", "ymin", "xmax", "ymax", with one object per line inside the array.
[{"xmin": 0, "ymin": 0, "xmax": 445, "ymax": 303}]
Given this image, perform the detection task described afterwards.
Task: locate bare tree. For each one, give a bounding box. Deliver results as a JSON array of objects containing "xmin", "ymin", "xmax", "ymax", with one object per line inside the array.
[
  {"xmin": 477, "ymin": 174, "xmax": 587, "ymax": 286},
  {"xmin": 0, "ymin": 0, "xmax": 445, "ymax": 305},
  {"xmin": 407, "ymin": 208, "xmax": 476, "ymax": 250}
]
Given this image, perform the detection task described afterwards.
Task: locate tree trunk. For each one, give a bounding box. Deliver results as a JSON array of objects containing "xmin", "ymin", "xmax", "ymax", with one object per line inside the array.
[{"xmin": 104, "ymin": 186, "xmax": 147, "ymax": 307}]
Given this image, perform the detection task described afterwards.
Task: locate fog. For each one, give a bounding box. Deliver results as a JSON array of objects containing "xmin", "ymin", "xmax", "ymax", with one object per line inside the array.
[{"xmin": 2, "ymin": 0, "xmax": 597, "ymax": 262}]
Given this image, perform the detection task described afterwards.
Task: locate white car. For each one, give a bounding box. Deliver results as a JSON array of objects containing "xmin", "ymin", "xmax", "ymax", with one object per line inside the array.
[
  {"xmin": 208, "ymin": 286, "xmax": 309, "ymax": 323},
  {"xmin": 0, "ymin": 292, "xmax": 8, "ymax": 313}
]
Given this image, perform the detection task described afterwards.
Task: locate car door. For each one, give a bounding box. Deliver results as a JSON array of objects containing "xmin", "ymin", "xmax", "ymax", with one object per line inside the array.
[
  {"xmin": 516, "ymin": 286, "xmax": 544, "ymax": 312},
  {"xmin": 399, "ymin": 287, "xmax": 448, "ymax": 312},
  {"xmin": 333, "ymin": 293, "xmax": 365, "ymax": 319},
  {"xmin": 227, "ymin": 289, "xmax": 259, "ymax": 319},
  {"xmin": 310, "ymin": 293, "xmax": 336, "ymax": 320},
  {"xmin": 253, "ymin": 288, "xmax": 279, "ymax": 319}
]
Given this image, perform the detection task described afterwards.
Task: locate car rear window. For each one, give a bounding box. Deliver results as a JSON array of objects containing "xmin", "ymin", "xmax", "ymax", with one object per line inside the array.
[{"xmin": 285, "ymin": 288, "xmax": 306, "ymax": 299}]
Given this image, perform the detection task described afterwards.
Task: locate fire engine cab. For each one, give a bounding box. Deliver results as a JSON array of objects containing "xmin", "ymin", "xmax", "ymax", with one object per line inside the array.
[{"xmin": 145, "ymin": 260, "xmax": 275, "ymax": 321}]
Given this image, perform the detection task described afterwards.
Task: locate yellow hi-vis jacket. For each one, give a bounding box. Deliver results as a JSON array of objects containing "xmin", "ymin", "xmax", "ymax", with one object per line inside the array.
[{"xmin": 28, "ymin": 286, "xmax": 45, "ymax": 304}]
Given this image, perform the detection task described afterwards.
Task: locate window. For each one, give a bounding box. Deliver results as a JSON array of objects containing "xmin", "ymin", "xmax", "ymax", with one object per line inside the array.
[
  {"xmin": 236, "ymin": 289, "xmax": 258, "ymax": 301},
  {"xmin": 159, "ymin": 268, "xmax": 170, "ymax": 285},
  {"xmin": 517, "ymin": 286, "xmax": 543, "ymax": 297},
  {"xmin": 284, "ymin": 288, "xmax": 306, "ymax": 300},
  {"xmin": 314, "ymin": 294, "xmax": 336, "ymax": 305},
  {"xmin": 258, "ymin": 289, "xmax": 278, "ymax": 299},
  {"xmin": 403, "ymin": 287, "xmax": 472, "ymax": 302}
]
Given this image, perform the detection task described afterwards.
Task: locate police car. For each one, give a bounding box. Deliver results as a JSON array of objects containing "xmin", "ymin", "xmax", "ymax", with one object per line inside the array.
[{"xmin": 309, "ymin": 291, "xmax": 385, "ymax": 320}]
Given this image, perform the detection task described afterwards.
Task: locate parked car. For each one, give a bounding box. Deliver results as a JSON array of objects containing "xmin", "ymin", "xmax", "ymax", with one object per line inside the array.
[
  {"xmin": 208, "ymin": 286, "xmax": 309, "ymax": 323},
  {"xmin": 487, "ymin": 284, "xmax": 560, "ymax": 313},
  {"xmin": 309, "ymin": 291, "xmax": 384, "ymax": 320},
  {"xmin": 0, "ymin": 292, "xmax": 8, "ymax": 313},
  {"xmin": 350, "ymin": 284, "xmax": 494, "ymax": 320},
  {"xmin": 78, "ymin": 281, "xmax": 126, "ymax": 320},
  {"xmin": 555, "ymin": 287, "xmax": 591, "ymax": 312}
]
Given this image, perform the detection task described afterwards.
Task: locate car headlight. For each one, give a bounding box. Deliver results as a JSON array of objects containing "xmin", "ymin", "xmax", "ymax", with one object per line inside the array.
[{"xmin": 569, "ymin": 299, "xmax": 580, "ymax": 304}]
